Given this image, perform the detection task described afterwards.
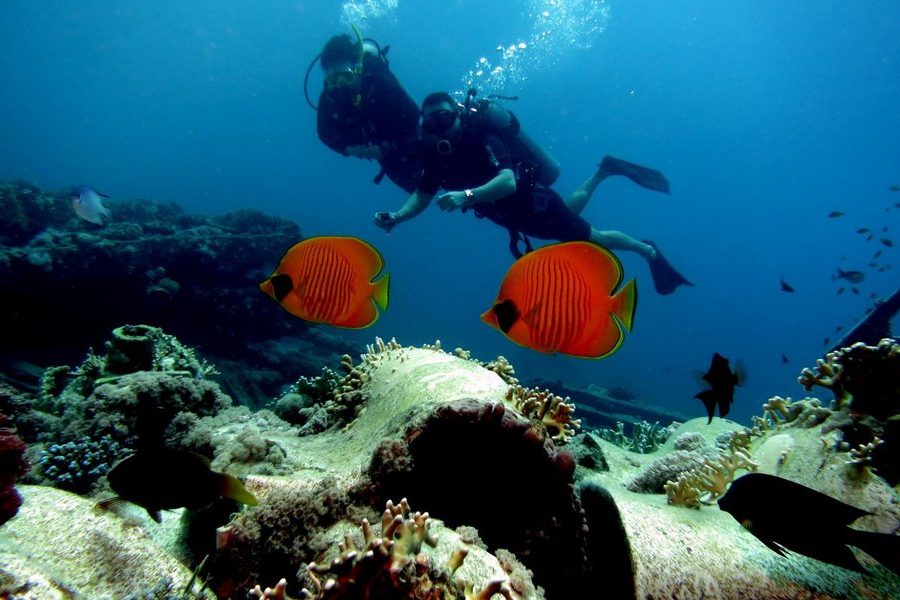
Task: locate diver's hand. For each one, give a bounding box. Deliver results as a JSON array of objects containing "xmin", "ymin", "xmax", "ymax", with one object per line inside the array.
[
  {"xmin": 374, "ymin": 211, "xmax": 398, "ymax": 233},
  {"xmin": 437, "ymin": 191, "xmax": 469, "ymax": 212},
  {"xmin": 346, "ymin": 144, "xmax": 382, "ymax": 160}
]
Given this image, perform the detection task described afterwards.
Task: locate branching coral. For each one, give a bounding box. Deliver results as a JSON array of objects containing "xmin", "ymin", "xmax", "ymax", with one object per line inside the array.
[
  {"xmin": 505, "ymin": 385, "xmax": 581, "ymax": 443},
  {"xmin": 763, "ymin": 396, "xmax": 794, "ymax": 425},
  {"xmin": 799, "ymin": 338, "xmax": 899, "ymax": 420},
  {"xmin": 481, "ymin": 356, "xmax": 518, "ymax": 386},
  {"xmin": 664, "ymin": 450, "xmax": 758, "ymax": 509},
  {"xmin": 250, "ymin": 499, "xmax": 512, "ymax": 600},
  {"xmin": 595, "ymin": 420, "xmax": 675, "ymax": 453}
]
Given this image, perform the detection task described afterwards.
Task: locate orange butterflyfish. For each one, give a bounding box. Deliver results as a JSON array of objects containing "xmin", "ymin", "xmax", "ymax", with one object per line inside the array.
[
  {"xmin": 260, "ymin": 236, "xmax": 389, "ymax": 328},
  {"xmin": 480, "ymin": 241, "xmax": 637, "ymax": 359}
]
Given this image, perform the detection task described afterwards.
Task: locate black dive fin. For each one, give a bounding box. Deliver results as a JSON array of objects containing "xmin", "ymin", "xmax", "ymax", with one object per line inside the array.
[
  {"xmin": 599, "ymin": 156, "xmax": 671, "ymax": 194},
  {"xmin": 644, "ymin": 240, "xmax": 693, "ymax": 295},
  {"xmin": 694, "ymin": 389, "xmax": 718, "ymax": 424}
]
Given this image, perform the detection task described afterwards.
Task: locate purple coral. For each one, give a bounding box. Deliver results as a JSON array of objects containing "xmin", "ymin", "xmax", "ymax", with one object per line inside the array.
[{"xmin": 0, "ymin": 413, "xmax": 29, "ymax": 526}]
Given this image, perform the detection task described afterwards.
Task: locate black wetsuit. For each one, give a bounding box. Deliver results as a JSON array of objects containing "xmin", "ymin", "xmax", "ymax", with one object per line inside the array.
[
  {"xmin": 316, "ymin": 53, "xmax": 422, "ymax": 193},
  {"xmin": 418, "ymin": 131, "xmax": 591, "ymax": 256}
]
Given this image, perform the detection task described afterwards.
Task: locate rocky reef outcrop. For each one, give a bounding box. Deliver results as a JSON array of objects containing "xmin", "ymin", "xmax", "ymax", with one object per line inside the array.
[{"xmin": 0, "ymin": 180, "xmax": 348, "ymax": 400}]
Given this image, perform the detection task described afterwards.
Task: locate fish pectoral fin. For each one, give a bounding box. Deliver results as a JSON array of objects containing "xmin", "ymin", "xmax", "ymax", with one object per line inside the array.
[
  {"xmin": 694, "ymin": 389, "xmax": 717, "ymax": 424},
  {"xmin": 95, "ymin": 496, "xmax": 126, "ymax": 513},
  {"xmin": 519, "ymin": 300, "xmax": 544, "ymax": 329}
]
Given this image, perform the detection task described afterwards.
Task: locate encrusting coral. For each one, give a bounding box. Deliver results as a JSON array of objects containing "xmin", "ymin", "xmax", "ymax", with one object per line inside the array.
[{"xmin": 0, "ymin": 413, "xmax": 29, "ymax": 525}]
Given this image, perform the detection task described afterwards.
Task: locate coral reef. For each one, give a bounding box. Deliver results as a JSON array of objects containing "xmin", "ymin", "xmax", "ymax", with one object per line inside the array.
[
  {"xmin": 252, "ymin": 498, "xmax": 514, "ymax": 600},
  {"xmin": 37, "ymin": 435, "xmax": 123, "ymax": 494},
  {"xmin": 207, "ymin": 341, "xmax": 600, "ymax": 599},
  {"xmin": 625, "ymin": 432, "xmax": 720, "ymax": 494},
  {"xmin": 797, "ymin": 339, "xmax": 900, "ymax": 485},
  {"xmin": 0, "ymin": 413, "xmax": 29, "ymax": 525},
  {"xmin": 25, "ymin": 326, "xmax": 232, "ymax": 457},
  {"xmin": 273, "ymin": 368, "xmax": 341, "ymax": 429},
  {"xmin": 594, "ymin": 419, "xmax": 676, "ymax": 453},
  {"xmin": 799, "ymin": 338, "xmax": 899, "ymax": 420},
  {"xmin": 663, "ymin": 449, "xmax": 759, "ymax": 509},
  {"xmin": 504, "ymin": 385, "xmax": 581, "ymax": 443},
  {"xmin": 0, "ymin": 180, "xmax": 318, "ymax": 401}
]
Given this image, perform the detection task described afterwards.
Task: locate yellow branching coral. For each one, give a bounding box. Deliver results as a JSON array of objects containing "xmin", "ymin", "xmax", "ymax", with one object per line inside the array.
[
  {"xmin": 482, "ymin": 356, "xmax": 518, "ymax": 386},
  {"xmin": 762, "ymin": 395, "xmax": 793, "ymax": 425},
  {"xmin": 665, "ymin": 450, "xmax": 758, "ymax": 509},
  {"xmin": 505, "ymin": 385, "xmax": 581, "ymax": 443},
  {"xmin": 663, "ymin": 475, "xmax": 703, "ymax": 509}
]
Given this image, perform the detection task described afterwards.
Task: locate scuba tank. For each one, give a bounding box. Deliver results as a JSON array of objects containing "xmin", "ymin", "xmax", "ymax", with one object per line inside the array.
[{"xmin": 462, "ymin": 89, "xmax": 561, "ymax": 187}]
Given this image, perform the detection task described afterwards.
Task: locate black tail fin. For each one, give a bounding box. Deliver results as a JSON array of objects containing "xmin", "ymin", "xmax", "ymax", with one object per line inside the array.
[{"xmin": 846, "ymin": 528, "xmax": 900, "ymax": 576}]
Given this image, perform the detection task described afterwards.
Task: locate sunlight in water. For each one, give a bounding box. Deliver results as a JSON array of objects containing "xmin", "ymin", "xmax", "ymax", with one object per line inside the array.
[{"xmin": 462, "ymin": 0, "xmax": 611, "ymax": 96}]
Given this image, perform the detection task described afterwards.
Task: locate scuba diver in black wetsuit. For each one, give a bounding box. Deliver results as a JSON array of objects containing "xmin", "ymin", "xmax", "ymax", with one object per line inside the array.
[
  {"xmin": 309, "ymin": 31, "xmax": 422, "ymax": 193},
  {"xmin": 373, "ymin": 91, "xmax": 692, "ymax": 295}
]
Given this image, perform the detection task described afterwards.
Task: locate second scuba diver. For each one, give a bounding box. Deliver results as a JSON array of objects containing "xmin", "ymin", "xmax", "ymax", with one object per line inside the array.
[
  {"xmin": 311, "ymin": 32, "xmax": 423, "ymax": 193},
  {"xmin": 373, "ymin": 91, "xmax": 692, "ymax": 295}
]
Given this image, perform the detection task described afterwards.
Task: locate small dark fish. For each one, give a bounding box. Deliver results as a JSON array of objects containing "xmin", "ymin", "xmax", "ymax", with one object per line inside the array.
[
  {"xmin": 827, "ymin": 211, "xmax": 844, "ymax": 218},
  {"xmin": 835, "ymin": 268, "xmax": 865, "ymax": 284},
  {"xmin": 780, "ymin": 353, "xmax": 790, "ymax": 364},
  {"xmin": 718, "ymin": 473, "xmax": 900, "ymax": 575},
  {"xmin": 835, "ymin": 324, "xmax": 844, "ymax": 332},
  {"xmin": 99, "ymin": 449, "xmax": 257, "ymax": 522},
  {"xmin": 779, "ymin": 277, "xmax": 795, "ymax": 293},
  {"xmin": 824, "ymin": 337, "xmax": 830, "ymax": 346},
  {"xmin": 836, "ymin": 287, "xmax": 845, "ymax": 295},
  {"xmin": 873, "ymin": 250, "xmax": 883, "ymax": 259},
  {"xmin": 869, "ymin": 292, "xmax": 878, "ymax": 299},
  {"xmin": 866, "ymin": 234, "xmax": 874, "ymax": 241},
  {"xmin": 889, "ymin": 185, "xmax": 900, "ymax": 192},
  {"xmin": 865, "ymin": 307, "xmax": 874, "ymax": 314},
  {"xmin": 868, "ymin": 262, "xmax": 878, "ymax": 268},
  {"xmin": 881, "ymin": 237, "xmax": 894, "ymax": 247},
  {"xmin": 851, "ymin": 287, "xmax": 859, "ymax": 296},
  {"xmin": 855, "ymin": 227, "xmax": 870, "ymax": 234},
  {"xmin": 883, "ymin": 226, "xmax": 889, "ymax": 232},
  {"xmin": 878, "ymin": 265, "xmax": 891, "ymax": 271},
  {"xmin": 694, "ymin": 352, "xmax": 742, "ymax": 424},
  {"xmin": 895, "ymin": 202, "xmax": 900, "ymax": 207}
]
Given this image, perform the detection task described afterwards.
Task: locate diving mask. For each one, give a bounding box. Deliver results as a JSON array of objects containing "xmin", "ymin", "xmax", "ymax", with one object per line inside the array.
[
  {"xmin": 325, "ymin": 62, "xmax": 361, "ymax": 90},
  {"xmin": 422, "ymin": 109, "xmax": 457, "ymax": 135}
]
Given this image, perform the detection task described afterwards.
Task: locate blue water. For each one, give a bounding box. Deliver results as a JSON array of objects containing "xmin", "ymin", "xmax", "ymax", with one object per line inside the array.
[{"xmin": 1, "ymin": 1, "xmax": 898, "ymax": 425}]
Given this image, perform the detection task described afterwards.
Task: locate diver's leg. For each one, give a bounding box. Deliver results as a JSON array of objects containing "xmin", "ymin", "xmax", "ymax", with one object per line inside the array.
[
  {"xmin": 565, "ymin": 163, "xmax": 611, "ymax": 215},
  {"xmin": 590, "ymin": 228, "xmax": 655, "ymax": 259}
]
